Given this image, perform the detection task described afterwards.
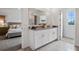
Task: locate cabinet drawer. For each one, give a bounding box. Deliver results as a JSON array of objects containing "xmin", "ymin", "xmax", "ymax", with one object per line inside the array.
[{"xmin": 52, "ymin": 28, "xmax": 57, "ymax": 39}]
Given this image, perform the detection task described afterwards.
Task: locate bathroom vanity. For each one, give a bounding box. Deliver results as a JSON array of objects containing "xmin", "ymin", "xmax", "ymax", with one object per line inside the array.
[
  {"xmin": 28, "ymin": 8, "xmax": 58, "ymax": 50},
  {"xmin": 29, "ymin": 27, "xmax": 58, "ymax": 50}
]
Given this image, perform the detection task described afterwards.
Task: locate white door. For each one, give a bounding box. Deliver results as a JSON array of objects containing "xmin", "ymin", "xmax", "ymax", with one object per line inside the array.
[{"xmin": 63, "ymin": 9, "xmax": 76, "ymax": 39}]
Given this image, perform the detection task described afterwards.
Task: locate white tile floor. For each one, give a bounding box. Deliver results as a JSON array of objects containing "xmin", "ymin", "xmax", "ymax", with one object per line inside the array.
[
  {"xmin": 36, "ymin": 38, "xmax": 77, "ymax": 51},
  {"xmin": 18, "ymin": 38, "xmax": 79, "ymax": 51},
  {"xmin": 1, "ymin": 37, "xmax": 76, "ymax": 51},
  {"xmin": 62, "ymin": 37, "xmax": 74, "ymax": 44}
]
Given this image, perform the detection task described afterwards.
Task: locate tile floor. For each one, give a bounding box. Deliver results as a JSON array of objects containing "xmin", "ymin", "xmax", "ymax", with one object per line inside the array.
[
  {"xmin": 62, "ymin": 37, "xmax": 74, "ymax": 44},
  {"xmin": 19, "ymin": 38, "xmax": 79, "ymax": 51},
  {"xmin": 37, "ymin": 38, "xmax": 78, "ymax": 51},
  {"xmin": 37, "ymin": 40, "xmax": 74, "ymax": 51}
]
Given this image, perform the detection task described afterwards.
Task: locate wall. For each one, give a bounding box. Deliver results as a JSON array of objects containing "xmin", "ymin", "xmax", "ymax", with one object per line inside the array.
[
  {"xmin": 28, "ymin": 8, "xmax": 50, "ymax": 25},
  {"xmin": 49, "ymin": 8, "xmax": 61, "ymax": 26},
  {"xmin": 75, "ymin": 9, "xmax": 79, "ymax": 46},
  {"xmin": 0, "ymin": 8, "xmax": 21, "ymax": 22},
  {"xmin": 28, "ymin": 8, "xmax": 60, "ymax": 26},
  {"xmin": 21, "ymin": 8, "xmax": 30, "ymax": 48}
]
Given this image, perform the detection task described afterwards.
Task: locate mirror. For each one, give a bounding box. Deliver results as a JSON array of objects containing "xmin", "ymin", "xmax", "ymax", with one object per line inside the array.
[{"xmin": 40, "ymin": 15, "xmax": 47, "ymax": 24}]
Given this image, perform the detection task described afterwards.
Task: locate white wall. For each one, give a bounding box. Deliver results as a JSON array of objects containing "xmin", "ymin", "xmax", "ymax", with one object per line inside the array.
[
  {"xmin": 21, "ymin": 8, "xmax": 30, "ymax": 48},
  {"xmin": 0, "ymin": 8, "xmax": 21, "ymax": 22},
  {"xmin": 75, "ymin": 9, "xmax": 79, "ymax": 46},
  {"xmin": 28, "ymin": 8, "xmax": 60, "ymax": 26},
  {"xmin": 28, "ymin": 8, "xmax": 51, "ymax": 25}
]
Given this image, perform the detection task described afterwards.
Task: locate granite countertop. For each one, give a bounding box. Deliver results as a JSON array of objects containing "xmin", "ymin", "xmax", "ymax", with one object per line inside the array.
[{"xmin": 29, "ymin": 26, "xmax": 58, "ymax": 31}]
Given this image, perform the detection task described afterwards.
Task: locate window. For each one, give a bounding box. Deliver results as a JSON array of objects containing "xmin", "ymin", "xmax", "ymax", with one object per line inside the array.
[{"xmin": 67, "ymin": 11, "xmax": 75, "ymax": 25}]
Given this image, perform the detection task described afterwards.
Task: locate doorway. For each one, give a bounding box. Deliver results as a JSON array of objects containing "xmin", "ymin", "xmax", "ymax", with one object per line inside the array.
[{"xmin": 61, "ymin": 8, "xmax": 76, "ymax": 44}]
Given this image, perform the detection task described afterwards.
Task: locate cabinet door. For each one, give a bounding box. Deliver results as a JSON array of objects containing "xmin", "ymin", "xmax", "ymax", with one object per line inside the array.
[
  {"xmin": 53, "ymin": 28, "xmax": 57, "ymax": 39},
  {"xmin": 34, "ymin": 30, "xmax": 48, "ymax": 49},
  {"xmin": 49, "ymin": 28, "xmax": 57, "ymax": 42},
  {"xmin": 41, "ymin": 30, "xmax": 49, "ymax": 45},
  {"xmin": 34, "ymin": 31, "xmax": 43, "ymax": 49}
]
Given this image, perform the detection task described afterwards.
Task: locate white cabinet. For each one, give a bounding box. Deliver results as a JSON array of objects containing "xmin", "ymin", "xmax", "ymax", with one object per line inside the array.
[
  {"xmin": 29, "ymin": 28, "xmax": 58, "ymax": 50},
  {"xmin": 34, "ymin": 30, "xmax": 49, "ymax": 49},
  {"xmin": 49, "ymin": 28, "xmax": 57, "ymax": 42}
]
